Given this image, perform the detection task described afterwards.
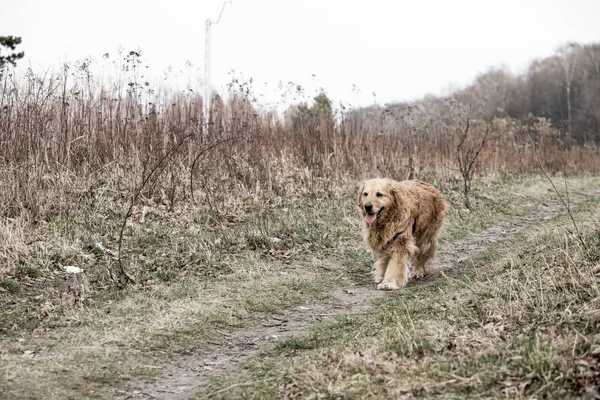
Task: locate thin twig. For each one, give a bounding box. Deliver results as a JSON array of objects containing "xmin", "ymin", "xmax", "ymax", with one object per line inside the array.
[
  {"xmin": 526, "ymin": 129, "xmax": 592, "ymax": 262},
  {"xmin": 189, "ymin": 135, "xmax": 245, "ymax": 202},
  {"xmin": 559, "ymin": 136, "xmax": 571, "ymax": 211}
]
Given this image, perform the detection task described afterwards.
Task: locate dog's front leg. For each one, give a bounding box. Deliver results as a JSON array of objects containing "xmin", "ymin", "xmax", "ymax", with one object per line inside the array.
[
  {"xmin": 372, "ymin": 252, "xmax": 390, "ymax": 284},
  {"xmin": 377, "ymin": 245, "xmax": 412, "ymax": 291}
]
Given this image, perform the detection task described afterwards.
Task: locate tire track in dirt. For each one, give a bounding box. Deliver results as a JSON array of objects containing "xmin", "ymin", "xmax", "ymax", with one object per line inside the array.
[{"xmin": 115, "ymin": 193, "xmax": 597, "ymax": 400}]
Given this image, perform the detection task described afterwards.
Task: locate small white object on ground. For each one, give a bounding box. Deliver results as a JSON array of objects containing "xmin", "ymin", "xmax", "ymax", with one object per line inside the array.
[{"xmin": 63, "ymin": 266, "xmax": 84, "ymax": 274}]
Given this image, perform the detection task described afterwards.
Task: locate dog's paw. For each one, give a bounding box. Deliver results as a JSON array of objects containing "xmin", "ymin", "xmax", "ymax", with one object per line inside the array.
[
  {"xmin": 377, "ymin": 281, "xmax": 402, "ymax": 290},
  {"xmin": 413, "ymin": 269, "xmax": 428, "ymax": 279},
  {"xmin": 372, "ymin": 273, "xmax": 384, "ymax": 284}
]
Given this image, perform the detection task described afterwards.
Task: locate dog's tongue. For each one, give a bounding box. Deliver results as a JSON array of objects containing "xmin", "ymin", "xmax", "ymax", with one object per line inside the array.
[{"xmin": 365, "ymin": 213, "xmax": 377, "ymax": 224}]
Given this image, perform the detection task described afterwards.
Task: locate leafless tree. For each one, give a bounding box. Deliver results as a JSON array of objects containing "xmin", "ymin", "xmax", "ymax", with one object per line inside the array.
[{"xmin": 558, "ymin": 42, "xmax": 581, "ymax": 137}]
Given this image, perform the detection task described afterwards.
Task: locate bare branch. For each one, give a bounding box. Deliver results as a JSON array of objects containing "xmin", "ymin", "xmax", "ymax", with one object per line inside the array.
[
  {"xmin": 114, "ymin": 133, "xmax": 193, "ymax": 287},
  {"xmin": 189, "ymin": 135, "xmax": 246, "ymax": 202}
]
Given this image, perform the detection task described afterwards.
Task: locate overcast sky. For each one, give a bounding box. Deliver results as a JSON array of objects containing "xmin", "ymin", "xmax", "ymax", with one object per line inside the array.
[{"xmin": 2, "ymin": 0, "xmax": 600, "ymax": 108}]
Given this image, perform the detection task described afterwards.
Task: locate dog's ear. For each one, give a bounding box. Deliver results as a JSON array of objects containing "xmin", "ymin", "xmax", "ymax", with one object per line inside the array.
[
  {"xmin": 388, "ymin": 182, "xmax": 400, "ymax": 206},
  {"xmin": 357, "ymin": 181, "xmax": 365, "ymax": 207}
]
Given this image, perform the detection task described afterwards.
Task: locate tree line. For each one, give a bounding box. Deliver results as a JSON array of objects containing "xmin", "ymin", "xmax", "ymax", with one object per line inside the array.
[{"xmin": 346, "ymin": 42, "xmax": 600, "ymax": 145}]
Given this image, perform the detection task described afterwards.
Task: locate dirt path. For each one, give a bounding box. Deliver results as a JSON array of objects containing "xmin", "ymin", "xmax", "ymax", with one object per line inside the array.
[{"xmin": 114, "ymin": 194, "xmax": 594, "ymax": 400}]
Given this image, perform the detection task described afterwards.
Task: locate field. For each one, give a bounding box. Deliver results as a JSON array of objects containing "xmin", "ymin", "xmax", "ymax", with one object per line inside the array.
[
  {"xmin": 2, "ymin": 172, "xmax": 600, "ymax": 399},
  {"xmin": 2, "ymin": 44, "xmax": 600, "ymax": 399}
]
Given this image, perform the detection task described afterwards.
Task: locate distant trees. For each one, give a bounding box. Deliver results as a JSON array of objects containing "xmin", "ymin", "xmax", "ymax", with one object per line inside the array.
[
  {"xmin": 311, "ymin": 92, "xmax": 333, "ymax": 119},
  {"xmin": 0, "ymin": 36, "xmax": 24, "ymax": 70},
  {"xmin": 348, "ymin": 41, "xmax": 600, "ymax": 145},
  {"xmin": 285, "ymin": 91, "xmax": 333, "ymax": 130},
  {"xmin": 455, "ymin": 67, "xmax": 513, "ymax": 121},
  {"xmin": 283, "ymin": 91, "xmax": 335, "ymax": 168},
  {"xmin": 495, "ymin": 42, "xmax": 599, "ymax": 143}
]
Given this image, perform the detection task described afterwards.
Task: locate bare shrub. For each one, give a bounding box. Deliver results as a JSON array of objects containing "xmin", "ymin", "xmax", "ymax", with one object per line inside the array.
[{"xmin": 444, "ymin": 100, "xmax": 492, "ymax": 210}]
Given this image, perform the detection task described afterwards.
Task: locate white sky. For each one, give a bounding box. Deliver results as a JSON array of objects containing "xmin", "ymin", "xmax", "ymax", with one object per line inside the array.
[{"xmin": 1, "ymin": 0, "xmax": 600, "ymax": 108}]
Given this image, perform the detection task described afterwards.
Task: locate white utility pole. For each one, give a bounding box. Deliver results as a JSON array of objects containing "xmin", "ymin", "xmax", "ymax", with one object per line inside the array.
[{"xmin": 204, "ymin": 0, "xmax": 231, "ymax": 134}]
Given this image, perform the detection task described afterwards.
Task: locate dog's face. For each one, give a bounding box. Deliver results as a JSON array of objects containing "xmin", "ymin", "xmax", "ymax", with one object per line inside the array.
[{"xmin": 358, "ymin": 178, "xmax": 396, "ymax": 225}]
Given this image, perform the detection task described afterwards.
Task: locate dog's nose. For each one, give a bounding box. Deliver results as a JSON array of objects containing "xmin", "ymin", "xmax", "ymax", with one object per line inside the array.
[{"xmin": 364, "ymin": 203, "xmax": 373, "ymax": 213}]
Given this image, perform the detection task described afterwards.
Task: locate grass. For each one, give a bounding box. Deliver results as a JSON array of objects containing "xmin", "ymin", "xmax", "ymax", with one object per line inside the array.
[
  {"xmin": 438, "ymin": 172, "xmax": 599, "ymax": 241},
  {"xmin": 195, "ymin": 195, "xmax": 600, "ymax": 399},
  {"xmin": 0, "ymin": 173, "xmax": 599, "ymax": 399},
  {"xmin": 19, "ymin": 265, "xmax": 41, "ymax": 278},
  {"xmin": 1, "ymin": 279, "xmax": 20, "ymax": 292}
]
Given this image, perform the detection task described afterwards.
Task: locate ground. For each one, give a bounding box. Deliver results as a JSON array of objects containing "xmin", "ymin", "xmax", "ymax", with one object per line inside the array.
[{"xmin": 1, "ymin": 173, "xmax": 600, "ymax": 399}]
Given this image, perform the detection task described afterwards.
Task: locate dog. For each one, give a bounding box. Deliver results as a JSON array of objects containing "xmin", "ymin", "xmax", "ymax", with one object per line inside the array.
[{"xmin": 357, "ymin": 178, "xmax": 446, "ymax": 290}]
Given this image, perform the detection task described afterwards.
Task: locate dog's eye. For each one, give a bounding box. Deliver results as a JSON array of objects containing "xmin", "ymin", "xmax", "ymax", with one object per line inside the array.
[
  {"xmin": 376, "ymin": 192, "xmax": 383, "ymax": 197},
  {"xmin": 363, "ymin": 192, "xmax": 368, "ymax": 197}
]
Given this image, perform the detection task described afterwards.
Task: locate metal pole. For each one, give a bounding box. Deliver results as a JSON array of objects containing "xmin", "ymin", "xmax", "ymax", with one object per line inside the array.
[
  {"xmin": 203, "ymin": 1, "xmax": 231, "ymax": 135},
  {"xmin": 204, "ymin": 19, "xmax": 211, "ymax": 134}
]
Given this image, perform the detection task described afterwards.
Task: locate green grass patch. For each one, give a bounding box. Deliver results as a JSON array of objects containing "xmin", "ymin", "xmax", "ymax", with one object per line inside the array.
[{"xmin": 1, "ymin": 279, "xmax": 21, "ymax": 292}]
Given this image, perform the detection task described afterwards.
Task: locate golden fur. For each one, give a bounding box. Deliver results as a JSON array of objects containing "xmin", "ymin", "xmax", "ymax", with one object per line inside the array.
[{"xmin": 357, "ymin": 178, "xmax": 446, "ymax": 290}]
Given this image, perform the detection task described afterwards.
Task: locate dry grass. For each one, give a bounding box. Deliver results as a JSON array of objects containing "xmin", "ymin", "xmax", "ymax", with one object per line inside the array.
[
  {"xmin": 197, "ymin": 197, "xmax": 600, "ymax": 399},
  {"xmin": 1, "ymin": 56, "xmax": 600, "ymax": 398},
  {"xmin": 0, "ymin": 173, "xmax": 598, "ymax": 399},
  {"xmin": 1, "ymin": 58, "xmax": 599, "ymax": 291}
]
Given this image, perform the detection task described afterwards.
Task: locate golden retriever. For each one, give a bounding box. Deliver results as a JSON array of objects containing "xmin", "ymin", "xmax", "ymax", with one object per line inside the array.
[{"xmin": 358, "ymin": 178, "xmax": 446, "ymax": 290}]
